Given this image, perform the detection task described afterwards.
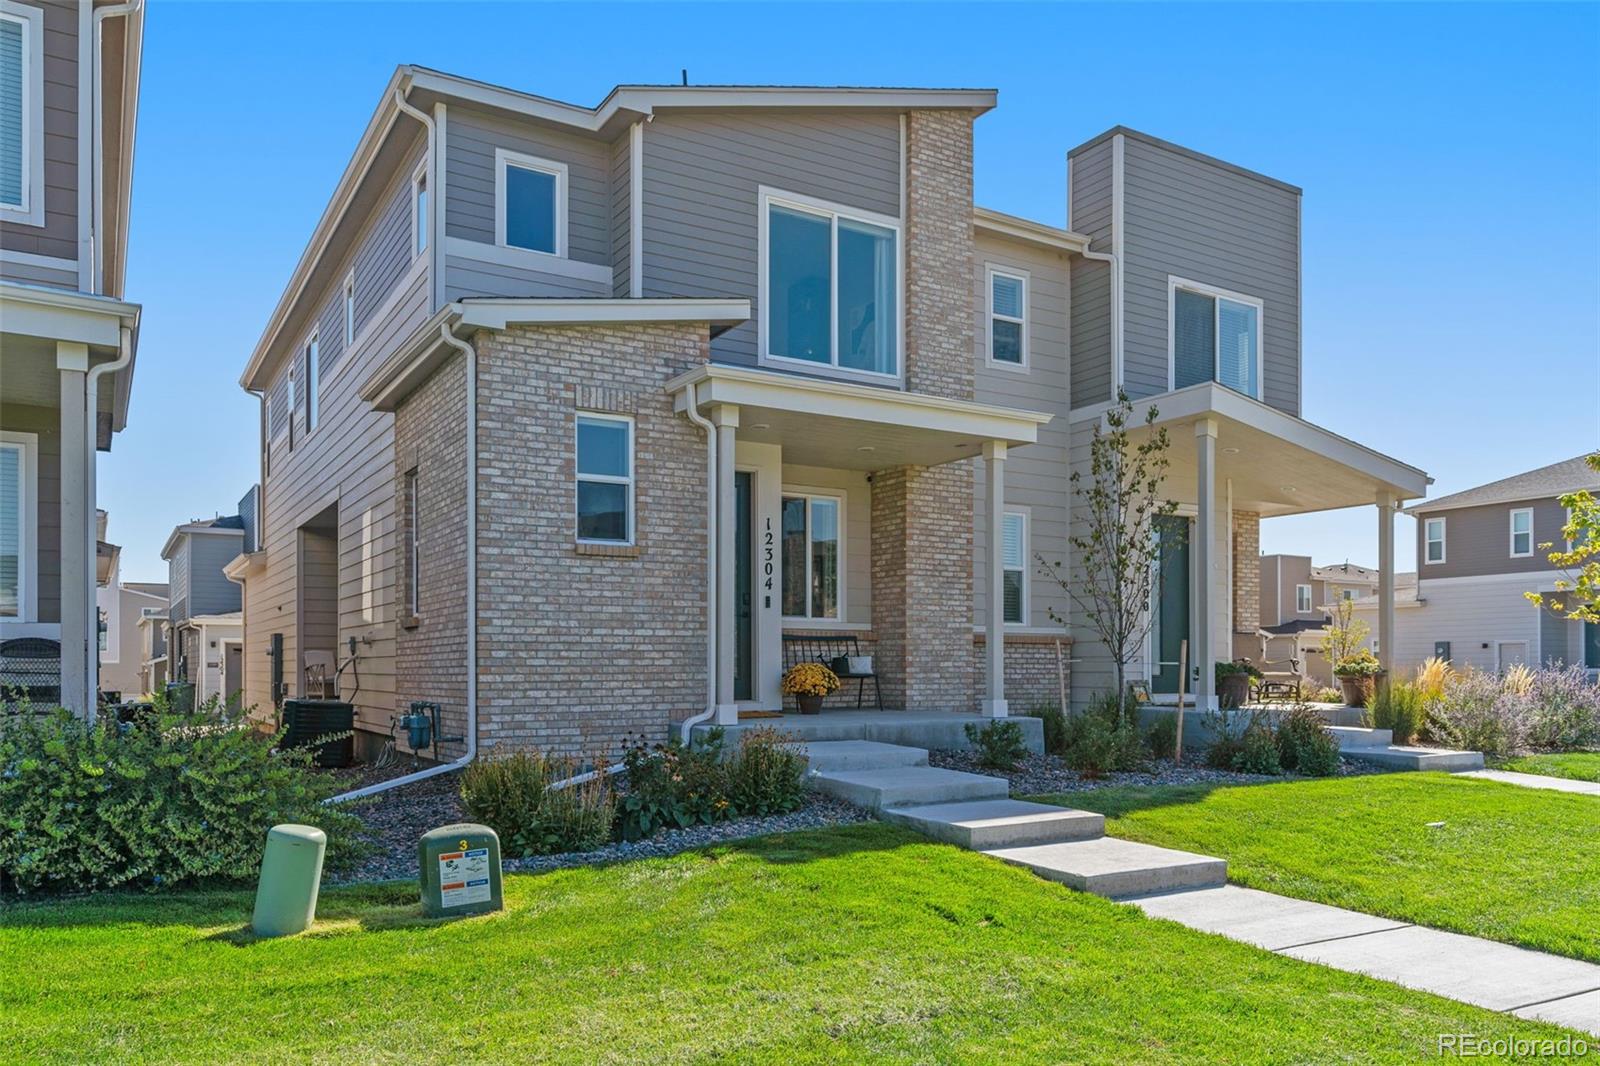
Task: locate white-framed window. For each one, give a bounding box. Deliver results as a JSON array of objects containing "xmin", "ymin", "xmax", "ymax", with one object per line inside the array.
[
  {"xmin": 405, "ymin": 469, "xmax": 420, "ymax": 616},
  {"xmin": 0, "ymin": 2, "xmax": 44, "ymax": 225},
  {"xmin": 0, "ymin": 431, "xmax": 36, "ymax": 621},
  {"xmin": 495, "ymin": 147, "xmax": 566, "ymax": 257},
  {"xmin": 1169, "ymin": 276, "xmax": 1264, "ymax": 398},
  {"xmin": 780, "ymin": 491, "xmax": 842, "ymax": 620},
  {"xmin": 1342, "ymin": 588, "xmax": 1356, "ymax": 602},
  {"xmin": 412, "ymin": 166, "xmax": 428, "ymax": 257},
  {"xmin": 987, "ymin": 266, "xmax": 1028, "ymax": 369},
  {"xmin": 1509, "ymin": 507, "xmax": 1533, "ymax": 558},
  {"xmin": 285, "ymin": 364, "xmax": 296, "ymax": 448},
  {"xmin": 759, "ymin": 186, "xmax": 901, "ymax": 380},
  {"xmin": 1296, "ymin": 584, "xmax": 1312, "ymax": 613},
  {"xmin": 303, "ymin": 331, "xmax": 319, "ymax": 434},
  {"xmin": 575, "ymin": 413, "xmax": 633, "ymax": 545},
  {"xmin": 343, "ymin": 272, "xmax": 356, "ymax": 348},
  {"xmin": 1002, "ymin": 510, "xmax": 1028, "ymax": 624},
  {"xmin": 1424, "ymin": 517, "xmax": 1446, "ymax": 564}
]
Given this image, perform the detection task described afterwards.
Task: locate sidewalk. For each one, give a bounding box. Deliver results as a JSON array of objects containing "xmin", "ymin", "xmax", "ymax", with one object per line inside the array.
[{"xmin": 1460, "ymin": 769, "xmax": 1600, "ymax": 796}]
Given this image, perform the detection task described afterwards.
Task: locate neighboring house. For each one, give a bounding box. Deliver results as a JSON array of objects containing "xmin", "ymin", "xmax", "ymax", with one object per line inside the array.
[
  {"xmin": 232, "ymin": 69, "xmax": 1428, "ymax": 762},
  {"xmin": 1353, "ymin": 455, "xmax": 1600, "ymax": 677},
  {"xmin": 0, "ymin": 0, "xmax": 145, "ymax": 714},
  {"xmin": 134, "ymin": 602, "xmax": 165, "ymax": 694},
  {"xmin": 93, "ymin": 511, "xmax": 165, "ymax": 698},
  {"xmin": 160, "ymin": 514, "xmax": 244, "ymax": 704},
  {"xmin": 1254, "ymin": 555, "xmax": 1382, "ymax": 684}
]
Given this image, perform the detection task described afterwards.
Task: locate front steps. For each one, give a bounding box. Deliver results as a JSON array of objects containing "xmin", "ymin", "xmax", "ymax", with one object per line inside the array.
[
  {"xmin": 882, "ymin": 799, "xmax": 1104, "ymax": 850},
  {"xmin": 803, "ymin": 740, "xmax": 928, "ymax": 773},
  {"xmin": 987, "ymin": 838, "xmax": 1229, "ymax": 898},
  {"xmin": 1342, "ymin": 745, "xmax": 1485, "ymax": 772},
  {"xmin": 1328, "ymin": 726, "xmax": 1392, "ymax": 750},
  {"xmin": 810, "ymin": 765, "xmax": 1009, "ymax": 811}
]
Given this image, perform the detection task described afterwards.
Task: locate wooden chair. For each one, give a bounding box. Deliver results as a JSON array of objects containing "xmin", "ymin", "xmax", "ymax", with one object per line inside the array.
[{"xmin": 303, "ymin": 651, "xmax": 338, "ymax": 700}]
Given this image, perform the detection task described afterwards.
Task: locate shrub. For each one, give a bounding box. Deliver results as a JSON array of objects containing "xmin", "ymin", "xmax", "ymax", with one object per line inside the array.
[
  {"xmin": 1415, "ymin": 657, "xmax": 1452, "ymax": 702},
  {"xmin": 1145, "ymin": 712, "xmax": 1178, "ymax": 760},
  {"xmin": 1371, "ymin": 681, "xmax": 1425, "ymax": 745},
  {"xmin": 1276, "ymin": 705, "xmax": 1341, "ymax": 776},
  {"xmin": 0, "ymin": 703, "xmax": 361, "ymax": 896},
  {"xmin": 1231, "ymin": 725, "xmax": 1283, "ymax": 775},
  {"xmin": 724, "ymin": 727, "xmax": 807, "ymax": 816},
  {"xmin": 1059, "ymin": 693, "xmax": 1145, "ymax": 778},
  {"xmin": 1334, "ymin": 649, "xmax": 1382, "ymax": 678},
  {"xmin": 616, "ymin": 731, "xmax": 731, "ymax": 842},
  {"xmin": 780, "ymin": 662, "xmax": 839, "ymax": 697},
  {"xmin": 1425, "ymin": 669, "xmax": 1524, "ymax": 758},
  {"xmin": 1309, "ymin": 686, "xmax": 1344, "ymax": 704},
  {"xmin": 964, "ymin": 719, "xmax": 1029, "ymax": 770},
  {"xmin": 1029, "ymin": 703, "xmax": 1069, "ymax": 757},
  {"xmin": 1525, "ymin": 664, "xmax": 1600, "ymax": 751},
  {"xmin": 460, "ymin": 749, "xmax": 615, "ymax": 857}
]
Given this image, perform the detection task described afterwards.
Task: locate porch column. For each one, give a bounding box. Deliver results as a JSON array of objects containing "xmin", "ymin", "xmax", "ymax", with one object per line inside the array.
[
  {"xmin": 1377, "ymin": 492, "xmax": 1397, "ymax": 674},
  {"xmin": 57, "ymin": 342, "xmax": 90, "ymax": 717},
  {"xmin": 1193, "ymin": 418, "xmax": 1218, "ymax": 710},
  {"xmin": 712, "ymin": 405, "xmax": 740, "ymax": 725},
  {"xmin": 982, "ymin": 441, "xmax": 1008, "ymax": 717}
]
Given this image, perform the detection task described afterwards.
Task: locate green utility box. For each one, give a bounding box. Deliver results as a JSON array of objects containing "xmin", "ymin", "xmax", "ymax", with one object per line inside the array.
[
  {"xmin": 419, "ymin": 823, "xmax": 503, "ymax": 918},
  {"xmin": 252, "ymin": 824, "xmax": 327, "ymax": 937}
]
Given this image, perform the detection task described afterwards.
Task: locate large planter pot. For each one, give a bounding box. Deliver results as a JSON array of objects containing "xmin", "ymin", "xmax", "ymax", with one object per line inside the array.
[
  {"xmin": 1218, "ymin": 673, "xmax": 1252, "ymax": 710},
  {"xmin": 797, "ymin": 694, "xmax": 824, "ymax": 715},
  {"xmin": 1338, "ymin": 675, "xmax": 1373, "ymax": 708}
]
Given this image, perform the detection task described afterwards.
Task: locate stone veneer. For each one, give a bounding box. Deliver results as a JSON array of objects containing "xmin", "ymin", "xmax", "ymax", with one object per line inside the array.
[{"xmin": 971, "ymin": 635, "xmax": 1073, "ymax": 711}]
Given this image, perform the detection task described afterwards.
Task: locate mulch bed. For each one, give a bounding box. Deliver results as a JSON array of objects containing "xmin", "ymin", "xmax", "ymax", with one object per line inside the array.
[{"xmin": 928, "ymin": 749, "xmax": 1389, "ymax": 796}]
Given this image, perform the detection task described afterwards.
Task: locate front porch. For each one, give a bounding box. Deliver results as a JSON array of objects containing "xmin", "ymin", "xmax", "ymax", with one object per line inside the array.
[{"xmin": 691, "ymin": 708, "xmax": 1046, "ymax": 753}]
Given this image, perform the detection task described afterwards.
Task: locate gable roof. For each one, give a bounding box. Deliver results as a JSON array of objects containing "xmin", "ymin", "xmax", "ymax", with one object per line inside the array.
[
  {"xmin": 1310, "ymin": 562, "xmax": 1378, "ymax": 584},
  {"xmin": 1404, "ymin": 454, "xmax": 1599, "ymax": 516}
]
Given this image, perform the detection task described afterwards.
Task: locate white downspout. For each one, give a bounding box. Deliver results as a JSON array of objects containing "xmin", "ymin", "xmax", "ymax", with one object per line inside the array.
[
  {"xmin": 679, "ymin": 381, "xmax": 718, "ymax": 745},
  {"xmin": 329, "ymin": 321, "xmax": 477, "ymax": 804},
  {"xmin": 82, "ymin": 324, "xmax": 133, "ymax": 722},
  {"xmin": 90, "ymin": 0, "xmax": 142, "ymax": 294},
  {"xmin": 391, "ymin": 88, "xmax": 438, "ymax": 310}
]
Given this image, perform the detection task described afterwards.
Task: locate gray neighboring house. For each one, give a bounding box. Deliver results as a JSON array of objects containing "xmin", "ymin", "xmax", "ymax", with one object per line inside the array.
[
  {"xmin": 161, "ymin": 514, "xmax": 245, "ymax": 703},
  {"xmin": 1353, "ymin": 455, "xmax": 1600, "ymax": 677},
  {"xmin": 231, "ymin": 69, "xmax": 1430, "ymax": 762}
]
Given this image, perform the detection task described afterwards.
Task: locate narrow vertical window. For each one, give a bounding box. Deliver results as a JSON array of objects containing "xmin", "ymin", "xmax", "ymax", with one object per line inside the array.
[
  {"xmin": 575, "ymin": 414, "xmax": 633, "ymax": 544},
  {"xmin": 413, "ymin": 169, "xmax": 428, "ymax": 256},
  {"xmin": 0, "ymin": 5, "xmax": 42, "ymax": 223},
  {"xmin": 1509, "ymin": 508, "xmax": 1533, "ymax": 558},
  {"xmin": 1002, "ymin": 511, "xmax": 1027, "ymax": 623},
  {"xmin": 1296, "ymin": 584, "xmax": 1312, "ymax": 613},
  {"xmin": 285, "ymin": 367, "xmax": 296, "ymax": 448},
  {"xmin": 304, "ymin": 332, "xmax": 319, "ymax": 433},
  {"xmin": 406, "ymin": 469, "xmax": 420, "ymax": 616},
  {"xmin": 0, "ymin": 437, "xmax": 27, "ymax": 619},
  {"xmin": 343, "ymin": 273, "xmax": 356, "ymax": 348},
  {"xmin": 988, "ymin": 269, "xmax": 1027, "ymax": 367},
  {"xmin": 1424, "ymin": 518, "xmax": 1446, "ymax": 564},
  {"xmin": 781, "ymin": 493, "xmax": 842, "ymax": 620}
]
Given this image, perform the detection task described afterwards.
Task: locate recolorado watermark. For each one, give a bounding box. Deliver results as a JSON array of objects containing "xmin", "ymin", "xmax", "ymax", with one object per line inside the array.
[{"xmin": 1439, "ymin": 1032, "xmax": 1592, "ymax": 1058}]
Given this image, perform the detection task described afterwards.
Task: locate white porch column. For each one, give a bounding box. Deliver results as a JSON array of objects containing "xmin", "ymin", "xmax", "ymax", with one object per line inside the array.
[
  {"xmin": 57, "ymin": 342, "xmax": 90, "ymax": 717},
  {"xmin": 982, "ymin": 441, "xmax": 1009, "ymax": 717},
  {"xmin": 1193, "ymin": 418, "xmax": 1218, "ymax": 710},
  {"xmin": 712, "ymin": 404, "xmax": 740, "ymax": 725},
  {"xmin": 1377, "ymin": 492, "xmax": 1397, "ymax": 674}
]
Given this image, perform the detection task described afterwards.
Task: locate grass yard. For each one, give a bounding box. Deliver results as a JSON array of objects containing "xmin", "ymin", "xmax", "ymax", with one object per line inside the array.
[
  {"xmin": 1494, "ymin": 751, "xmax": 1600, "ymax": 783},
  {"xmin": 0, "ymin": 824, "xmax": 1581, "ymax": 1064},
  {"xmin": 1033, "ymin": 772, "xmax": 1600, "ymax": 964}
]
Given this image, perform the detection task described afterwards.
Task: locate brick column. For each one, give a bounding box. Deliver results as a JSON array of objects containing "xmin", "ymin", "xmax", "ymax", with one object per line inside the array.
[
  {"xmin": 1232, "ymin": 510, "xmax": 1260, "ymax": 636},
  {"xmin": 904, "ymin": 109, "xmax": 976, "ymax": 402}
]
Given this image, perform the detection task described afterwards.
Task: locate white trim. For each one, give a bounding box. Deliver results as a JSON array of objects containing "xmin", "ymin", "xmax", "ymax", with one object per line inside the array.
[
  {"xmin": 575, "ymin": 412, "xmax": 634, "ymax": 546},
  {"xmin": 338, "ymin": 256, "xmax": 427, "ymax": 373},
  {"xmin": 1414, "ymin": 569, "xmax": 1574, "ymax": 590},
  {"xmin": 0, "ymin": 2, "xmax": 44, "ymax": 226},
  {"xmin": 342, "ymin": 271, "xmax": 356, "ymax": 348},
  {"xmin": 757, "ymin": 185, "xmax": 904, "ymax": 386},
  {"xmin": 1508, "ymin": 506, "xmax": 1534, "ymax": 558},
  {"xmin": 405, "ymin": 467, "xmax": 420, "ymax": 616},
  {"xmin": 1166, "ymin": 275, "xmax": 1265, "ymax": 399},
  {"xmin": 411, "ymin": 164, "xmax": 428, "ymax": 258},
  {"xmin": 628, "ymin": 121, "xmax": 643, "ymax": 298},
  {"xmin": 1111, "ymin": 133, "xmax": 1125, "ymax": 394},
  {"xmin": 443, "ymin": 236, "xmax": 612, "ymax": 285},
  {"xmin": 1494, "ymin": 639, "xmax": 1529, "ymax": 674},
  {"xmin": 974, "ymin": 207, "xmax": 1091, "ymax": 254},
  {"xmin": 0, "ymin": 430, "xmax": 37, "ymax": 623},
  {"xmin": 1001, "ymin": 508, "xmax": 1029, "ymax": 625},
  {"xmin": 1295, "ymin": 583, "xmax": 1312, "ymax": 614},
  {"xmin": 494, "ymin": 146, "xmax": 568, "ymax": 258},
  {"xmin": 985, "ymin": 264, "xmax": 1029, "ymax": 371},
  {"xmin": 0, "ymin": 248, "xmax": 77, "ymax": 273},
  {"xmin": 1424, "ymin": 516, "xmax": 1446, "ymax": 565},
  {"xmin": 302, "ymin": 328, "xmax": 320, "ymax": 435},
  {"xmin": 459, "ymin": 296, "xmax": 745, "ymax": 331},
  {"xmin": 778, "ymin": 487, "xmax": 844, "ymax": 623}
]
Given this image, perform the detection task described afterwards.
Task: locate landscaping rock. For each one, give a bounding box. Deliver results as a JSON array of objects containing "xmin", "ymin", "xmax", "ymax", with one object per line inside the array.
[{"xmin": 926, "ymin": 749, "xmax": 1388, "ymax": 796}]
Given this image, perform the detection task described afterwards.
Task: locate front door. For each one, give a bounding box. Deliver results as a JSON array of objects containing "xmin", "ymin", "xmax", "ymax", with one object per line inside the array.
[
  {"xmin": 1151, "ymin": 515, "xmax": 1190, "ymax": 694},
  {"xmin": 734, "ymin": 471, "xmax": 753, "ymax": 701},
  {"xmin": 224, "ymin": 643, "xmax": 243, "ymax": 707}
]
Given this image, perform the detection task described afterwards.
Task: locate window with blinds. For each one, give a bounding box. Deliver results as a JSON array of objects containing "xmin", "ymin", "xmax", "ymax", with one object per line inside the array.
[
  {"xmin": 0, "ymin": 12, "xmax": 28, "ymax": 210},
  {"xmin": 1002, "ymin": 511, "xmax": 1026, "ymax": 624},
  {"xmin": 0, "ymin": 441, "xmax": 21, "ymax": 618},
  {"xmin": 1172, "ymin": 280, "xmax": 1261, "ymax": 397}
]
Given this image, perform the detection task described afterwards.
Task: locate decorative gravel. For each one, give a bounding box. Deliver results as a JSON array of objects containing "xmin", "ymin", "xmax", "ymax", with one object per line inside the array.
[
  {"xmin": 325, "ymin": 764, "xmax": 869, "ymax": 885},
  {"xmin": 927, "ymin": 748, "xmax": 1389, "ymax": 796}
]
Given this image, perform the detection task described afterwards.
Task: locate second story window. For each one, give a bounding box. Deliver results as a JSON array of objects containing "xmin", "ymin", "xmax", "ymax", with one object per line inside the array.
[
  {"xmin": 304, "ymin": 332, "xmax": 320, "ymax": 434},
  {"xmin": 343, "ymin": 273, "xmax": 356, "ymax": 348},
  {"xmin": 576, "ymin": 414, "xmax": 633, "ymax": 545},
  {"xmin": 761, "ymin": 188, "xmax": 900, "ymax": 379},
  {"xmin": 988, "ymin": 268, "xmax": 1028, "ymax": 368},
  {"xmin": 1171, "ymin": 277, "xmax": 1262, "ymax": 398},
  {"xmin": 496, "ymin": 148, "xmax": 566, "ymax": 256},
  {"xmin": 413, "ymin": 168, "xmax": 428, "ymax": 256},
  {"xmin": 1424, "ymin": 517, "xmax": 1446, "ymax": 564},
  {"xmin": 1296, "ymin": 584, "xmax": 1312, "ymax": 613},
  {"xmin": 0, "ymin": 432, "xmax": 34, "ymax": 621},
  {"xmin": 1509, "ymin": 508, "xmax": 1533, "ymax": 558},
  {"xmin": 0, "ymin": 4, "xmax": 41, "ymax": 224}
]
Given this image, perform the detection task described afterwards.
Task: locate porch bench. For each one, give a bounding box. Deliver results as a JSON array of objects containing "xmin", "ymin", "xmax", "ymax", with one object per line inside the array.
[{"xmin": 782, "ymin": 634, "xmax": 882, "ymax": 711}]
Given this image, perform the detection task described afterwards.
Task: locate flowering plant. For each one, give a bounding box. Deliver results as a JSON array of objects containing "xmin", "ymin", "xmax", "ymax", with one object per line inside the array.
[
  {"xmin": 1333, "ymin": 649, "xmax": 1382, "ymax": 677},
  {"xmin": 781, "ymin": 662, "xmax": 840, "ymax": 697}
]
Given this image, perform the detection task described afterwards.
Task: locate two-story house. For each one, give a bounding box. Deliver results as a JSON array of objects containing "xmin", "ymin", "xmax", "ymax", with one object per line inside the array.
[
  {"xmin": 160, "ymin": 512, "xmax": 244, "ymax": 703},
  {"xmin": 232, "ymin": 68, "xmax": 1429, "ymax": 765},
  {"xmin": 1353, "ymin": 455, "xmax": 1600, "ymax": 676},
  {"xmin": 1253, "ymin": 556, "xmax": 1380, "ymax": 685},
  {"xmin": 93, "ymin": 509, "xmax": 165, "ymax": 698},
  {"xmin": 0, "ymin": 0, "xmax": 144, "ymax": 715}
]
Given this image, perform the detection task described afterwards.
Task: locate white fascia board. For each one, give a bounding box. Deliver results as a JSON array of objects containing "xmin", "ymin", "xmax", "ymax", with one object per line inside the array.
[
  {"xmin": 0, "ymin": 282, "xmax": 140, "ymax": 346},
  {"xmin": 973, "ymin": 207, "xmax": 1091, "ymax": 254},
  {"xmin": 456, "ymin": 298, "xmax": 750, "ymax": 331}
]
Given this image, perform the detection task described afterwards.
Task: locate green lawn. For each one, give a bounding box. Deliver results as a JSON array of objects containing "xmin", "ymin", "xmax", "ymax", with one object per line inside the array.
[
  {"xmin": 1033, "ymin": 773, "xmax": 1600, "ymax": 963},
  {"xmin": 1494, "ymin": 751, "xmax": 1600, "ymax": 783},
  {"xmin": 0, "ymin": 824, "xmax": 1579, "ymax": 1064}
]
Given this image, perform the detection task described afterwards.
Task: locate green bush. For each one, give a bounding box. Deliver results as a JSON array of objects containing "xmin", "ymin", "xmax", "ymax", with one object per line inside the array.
[
  {"xmin": 1231, "ymin": 725, "xmax": 1283, "ymax": 776},
  {"xmin": 616, "ymin": 731, "xmax": 731, "ymax": 842},
  {"xmin": 1276, "ymin": 705, "xmax": 1342, "ymax": 777},
  {"xmin": 1371, "ymin": 681, "xmax": 1424, "ymax": 745},
  {"xmin": 1028, "ymin": 704, "xmax": 1068, "ymax": 757},
  {"xmin": 0, "ymin": 703, "xmax": 361, "ymax": 896},
  {"xmin": 1145, "ymin": 712, "xmax": 1178, "ymax": 760},
  {"xmin": 964, "ymin": 719, "xmax": 1029, "ymax": 770},
  {"xmin": 1060, "ymin": 693, "xmax": 1145, "ymax": 778},
  {"xmin": 460, "ymin": 749, "xmax": 615, "ymax": 857},
  {"xmin": 724, "ymin": 727, "xmax": 807, "ymax": 816}
]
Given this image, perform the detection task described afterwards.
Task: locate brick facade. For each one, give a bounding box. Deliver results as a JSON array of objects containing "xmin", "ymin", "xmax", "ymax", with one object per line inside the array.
[
  {"xmin": 1232, "ymin": 510, "xmax": 1260, "ymax": 634},
  {"xmin": 904, "ymin": 109, "xmax": 977, "ymax": 402},
  {"xmin": 971, "ymin": 635, "xmax": 1072, "ymax": 711}
]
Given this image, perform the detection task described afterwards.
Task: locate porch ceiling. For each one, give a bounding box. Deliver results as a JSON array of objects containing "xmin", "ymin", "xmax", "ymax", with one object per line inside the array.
[
  {"xmin": 1112, "ymin": 383, "xmax": 1431, "ymax": 517},
  {"xmin": 669, "ymin": 363, "xmax": 1054, "ymax": 471}
]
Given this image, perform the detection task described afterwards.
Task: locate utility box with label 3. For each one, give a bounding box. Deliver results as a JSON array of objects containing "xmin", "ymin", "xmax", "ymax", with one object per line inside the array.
[{"xmin": 419, "ymin": 823, "xmax": 503, "ymax": 918}]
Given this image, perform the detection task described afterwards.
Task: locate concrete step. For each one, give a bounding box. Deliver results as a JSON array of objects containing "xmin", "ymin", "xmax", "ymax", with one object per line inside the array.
[
  {"xmin": 810, "ymin": 766, "xmax": 1009, "ymax": 811},
  {"xmin": 882, "ymin": 799, "xmax": 1105, "ymax": 850},
  {"xmin": 1342, "ymin": 745, "xmax": 1485, "ymax": 772},
  {"xmin": 985, "ymin": 837, "xmax": 1228, "ymax": 899},
  {"xmin": 802, "ymin": 740, "xmax": 928, "ymax": 773},
  {"xmin": 1328, "ymin": 726, "xmax": 1392, "ymax": 750}
]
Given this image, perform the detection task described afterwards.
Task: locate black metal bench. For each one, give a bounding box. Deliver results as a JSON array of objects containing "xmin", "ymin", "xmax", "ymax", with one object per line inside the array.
[
  {"xmin": 0, "ymin": 637, "xmax": 62, "ymax": 707},
  {"xmin": 782, "ymin": 633, "xmax": 882, "ymax": 710}
]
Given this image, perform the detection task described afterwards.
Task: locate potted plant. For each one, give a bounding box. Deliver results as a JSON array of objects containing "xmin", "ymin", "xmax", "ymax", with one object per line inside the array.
[
  {"xmin": 1334, "ymin": 649, "xmax": 1382, "ymax": 708},
  {"xmin": 1214, "ymin": 661, "xmax": 1262, "ymax": 709},
  {"xmin": 781, "ymin": 662, "xmax": 840, "ymax": 715}
]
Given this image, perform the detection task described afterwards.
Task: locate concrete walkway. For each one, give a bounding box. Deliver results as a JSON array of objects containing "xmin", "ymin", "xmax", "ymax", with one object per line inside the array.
[{"xmin": 1460, "ymin": 768, "xmax": 1600, "ymax": 796}]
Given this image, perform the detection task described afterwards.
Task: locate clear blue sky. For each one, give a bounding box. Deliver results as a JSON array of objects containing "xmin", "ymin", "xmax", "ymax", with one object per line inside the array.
[{"xmin": 104, "ymin": 1, "xmax": 1599, "ymax": 582}]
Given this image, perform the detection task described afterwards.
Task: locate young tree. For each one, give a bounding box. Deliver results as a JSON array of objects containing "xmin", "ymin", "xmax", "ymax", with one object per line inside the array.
[
  {"xmin": 1039, "ymin": 391, "xmax": 1179, "ymax": 720},
  {"xmin": 1525, "ymin": 453, "xmax": 1600, "ymax": 624},
  {"xmin": 1322, "ymin": 596, "xmax": 1371, "ymax": 667}
]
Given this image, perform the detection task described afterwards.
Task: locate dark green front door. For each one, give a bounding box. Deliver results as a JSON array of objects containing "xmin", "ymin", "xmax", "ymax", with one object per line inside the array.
[
  {"xmin": 734, "ymin": 472, "xmax": 753, "ymax": 701},
  {"xmin": 1152, "ymin": 515, "xmax": 1190, "ymax": 695}
]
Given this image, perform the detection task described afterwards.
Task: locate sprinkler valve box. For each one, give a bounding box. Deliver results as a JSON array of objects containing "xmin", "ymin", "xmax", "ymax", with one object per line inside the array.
[{"xmin": 419, "ymin": 823, "xmax": 503, "ymax": 918}]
